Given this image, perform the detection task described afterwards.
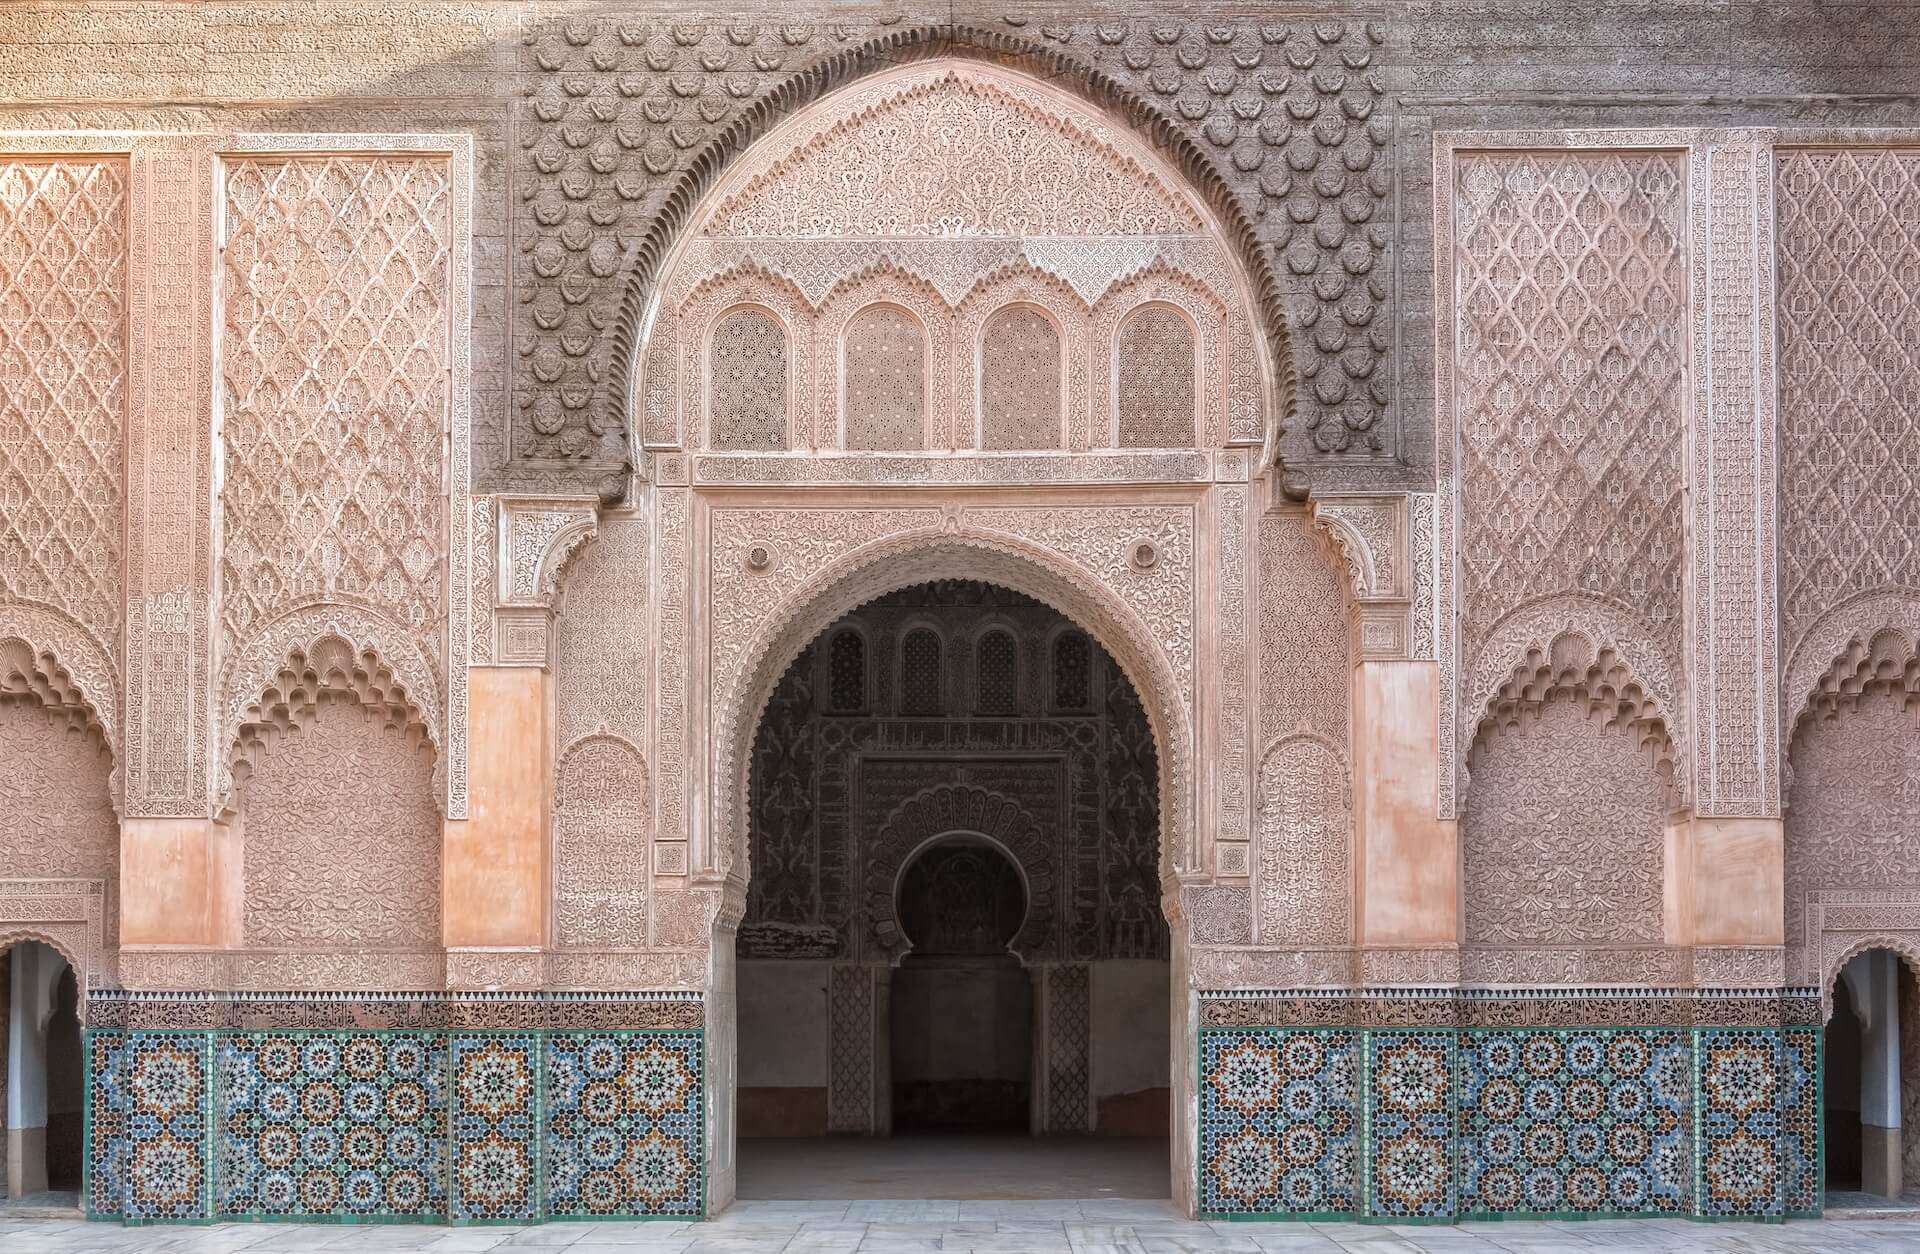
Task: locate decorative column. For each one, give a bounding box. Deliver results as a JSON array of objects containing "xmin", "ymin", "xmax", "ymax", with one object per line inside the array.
[
  {"xmin": 1855, "ymin": 950, "xmax": 1904, "ymax": 1198},
  {"xmin": 1314, "ymin": 495, "xmax": 1457, "ymax": 985},
  {"xmin": 448, "ymin": 495, "xmax": 597, "ymax": 989},
  {"xmin": 1671, "ymin": 130, "xmax": 1786, "ymax": 986},
  {"xmin": 117, "ymin": 138, "xmax": 236, "ymax": 982}
]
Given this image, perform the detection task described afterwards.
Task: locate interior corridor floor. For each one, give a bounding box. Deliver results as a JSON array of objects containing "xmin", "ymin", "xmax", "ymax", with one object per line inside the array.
[{"xmin": 737, "ymin": 1135, "xmax": 1171, "ymax": 1200}]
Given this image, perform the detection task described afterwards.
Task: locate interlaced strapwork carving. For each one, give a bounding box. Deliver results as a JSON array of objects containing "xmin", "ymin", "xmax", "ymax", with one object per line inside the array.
[
  {"xmin": 0, "ymin": 158, "xmax": 126, "ymax": 654},
  {"xmin": 554, "ymin": 735, "xmax": 650, "ymax": 948},
  {"xmin": 239, "ymin": 689, "xmax": 441, "ymax": 957},
  {"xmin": 220, "ymin": 156, "xmax": 451, "ymax": 652},
  {"xmin": 554, "ymin": 514, "xmax": 651, "ymax": 750},
  {"xmin": 1452, "ymin": 151, "xmax": 1687, "ymax": 670},
  {"xmin": 1464, "ymin": 634, "xmax": 1674, "ymax": 954},
  {"xmin": 842, "ymin": 304, "xmax": 925, "ymax": 450},
  {"xmin": 980, "ymin": 305, "xmax": 1063, "ymax": 450},
  {"xmin": 707, "ymin": 307, "xmax": 788, "ymax": 450},
  {"xmin": 827, "ymin": 629, "xmax": 865, "ymax": 714},
  {"xmin": 1255, "ymin": 737, "xmax": 1349, "ymax": 948},
  {"xmin": 1115, "ymin": 304, "xmax": 1196, "ymax": 448},
  {"xmin": 1257, "ymin": 512, "xmax": 1350, "ymax": 749},
  {"xmin": 1776, "ymin": 149, "xmax": 1920, "ymax": 654}
]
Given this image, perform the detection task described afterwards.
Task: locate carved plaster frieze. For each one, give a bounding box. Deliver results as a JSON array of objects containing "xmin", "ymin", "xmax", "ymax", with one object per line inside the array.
[
  {"xmin": 0, "ymin": 878, "xmax": 111, "ymax": 992},
  {"xmin": 446, "ymin": 948, "xmax": 546, "ymax": 992},
  {"xmin": 1190, "ymin": 947, "xmax": 1355, "ymax": 991},
  {"xmin": 481, "ymin": 495, "xmax": 602, "ymax": 667},
  {"xmin": 1800, "ymin": 890, "xmax": 1920, "ymax": 1012},
  {"xmin": 1311, "ymin": 494, "xmax": 1411, "ymax": 661}
]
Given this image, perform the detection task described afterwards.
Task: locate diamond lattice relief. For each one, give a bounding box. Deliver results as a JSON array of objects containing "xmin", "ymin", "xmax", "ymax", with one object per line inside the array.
[
  {"xmin": 1116, "ymin": 305, "xmax": 1196, "ymax": 448},
  {"xmin": 843, "ymin": 304, "xmax": 925, "ymax": 450},
  {"xmin": 1453, "ymin": 152, "xmax": 1686, "ymax": 659},
  {"xmin": 220, "ymin": 156, "xmax": 451, "ymax": 648},
  {"xmin": 0, "ymin": 159, "xmax": 126, "ymax": 643},
  {"xmin": 1777, "ymin": 148, "xmax": 1920, "ymax": 647},
  {"xmin": 708, "ymin": 307, "xmax": 788, "ymax": 450}
]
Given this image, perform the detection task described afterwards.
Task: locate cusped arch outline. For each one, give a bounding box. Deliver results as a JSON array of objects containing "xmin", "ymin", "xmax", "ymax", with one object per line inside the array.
[
  {"xmin": 608, "ymin": 29, "xmax": 1303, "ymax": 494},
  {"xmin": 1821, "ymin": 935, "xmax": 1920, "ymax": 1024},
  {"xmin": 0, "ymin": 604, "xmax": 119, "ymax": 763},
  {"xmin": 0, "ymin": 926, "xmax": 93, "ymax": 1003},
  {"xmin": 1782, "ymin": 591, "xmax": 1920, "ymax": 750},
  {"xmin": 1464, "ymin": 596, "xmax": 1689, "ymax": 806},
  {"xmin": 715, "ymin": 528, "xmax": 1193, "ymax": 889},
  {"xmin": 868, "ymin": 784, "xmax": 1051, "ymax": 963},
  {"xmin": 218, "ymin": 616, "xmax": 441, "ymax": 817}
]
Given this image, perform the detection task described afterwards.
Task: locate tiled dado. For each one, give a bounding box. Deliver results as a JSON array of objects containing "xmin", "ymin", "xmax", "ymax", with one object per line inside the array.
[
  {"xmin": 1197, "ymin": 994, "xmax": 1821, "ymax": 1225},
  {"xmin": 85, "ymin": 1018, "xmax": 704, "ymax": 1226}
]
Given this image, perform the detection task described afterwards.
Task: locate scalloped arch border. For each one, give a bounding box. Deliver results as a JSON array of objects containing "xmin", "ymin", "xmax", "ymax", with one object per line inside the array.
[
  {"xmin": 606, "ymin": 26, "xmax": 1302, "ymax": 493},
  {"xmin": 1821, "ymin": 935, "xmax": 1920, "ymax": 1023},
  {"xmin": 1782, "ymin": 590, "xmax": 1920, "ymax": 748},
  {"xmin": 0, "ymin": 603, "xmax": 119, "ymax": 759}
]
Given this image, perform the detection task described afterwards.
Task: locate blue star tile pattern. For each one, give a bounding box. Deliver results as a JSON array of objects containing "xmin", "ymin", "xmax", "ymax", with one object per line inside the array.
[
  {"xmin": 1197, "ymin": 1028, "xmax": 1358, "ymax": 1218},
  {"xmin": 1697, "ymin": 1029, "xmax": 1785, "ymax": 1219},
  {"xmin": 1364, "ymin": 1031, "xmax": 1454, "ymax": 1221},
  {"xmin": 450, "ymin": 1034, "xmax": 539, "ymax": 1223},
  {"xmin": 1781, "ymin": 1027, "xmax": 1822, "ymax": 1218},
  {"xmin": 545, "ymin": 1031, "xmax": 704, "ymax": 1218},
  {"xmin": 216, "ymin": 1032, "xmax": 448, "ymax": 1220},
  {"xmin": 1458, "ymin": 1029, "xmax": 1690, "ymax": 1218},
  {"xmin": 86, "ymin": 1031, "xmax": 212, "ymax": 1223}
]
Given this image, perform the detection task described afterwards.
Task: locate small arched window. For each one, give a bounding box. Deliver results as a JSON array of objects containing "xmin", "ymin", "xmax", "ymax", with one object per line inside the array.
[
  {"xmin": 1052, "ymin": 630, "xmax": 1092, "ymax": 712},
  {"xmin": 976, "ymin": 630, "xmax": 1018, "ymax": 715},
  {"xmin": 981, "ymin": 305, "xmax": 1062, "ymax": 450},
  {"xmin": 843, "ymin": 304, "xmax": 925, "ymax": 450},
  {"xmin": 708, "ymin": 308, "xmax": 788, "ymax": 450},
  {"xmin": 828, "ymin": 629, "xmax": 866, "ymax": 713},
  {"xmin": 900, "ymin": 628, "xmax": 943, "ymax": 716},
  {"xmin": 1115, "ymin": 304, "xmax": 1196, "ymax": 447}
]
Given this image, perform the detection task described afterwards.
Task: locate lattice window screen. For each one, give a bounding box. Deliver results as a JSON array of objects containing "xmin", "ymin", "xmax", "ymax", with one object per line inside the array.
[
  {"xmin": 843, "ymin": 305, "xmax": 925, "ymax": 450},
  {"xmin": 976, "ymin": 630, "xmax": 1018, "ymax": 714},
  {"xmin": 900, "ymin": 628, "xmax": 943, "ymax": 716},
  {"xmin": 708, "ymin": 308, "xmax": 787, "ymax": 450},
  {"xmin": 1052, "ymin": 631, "xmax": 1092, "ymax": 712},
  {"xmin": 980, "ymin": 306, "xmax": 1062, "ymax": 450},
  {"xmin": 1115, "ymin": 305, "xmax": 1197, "ymax": 447},
  {"xmin": 828, "ymin": 629, "xmax": 866, "ymax": 713}
]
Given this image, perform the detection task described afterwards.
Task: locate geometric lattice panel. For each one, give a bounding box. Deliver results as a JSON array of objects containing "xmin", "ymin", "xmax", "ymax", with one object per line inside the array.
[
  {"xmin": 449, "ymin": 1034, "xmax": 538, "ymax": 1223},
  {"xmin": 1695, "ymin": 1029, "xmax": 1786, "ymax": 1219},
  {"xmin": 1198, "ymin": 1028, "xmax": 1358, "ymax": 1218},
  {"xmin": 545, "ymin": 1032, "xmax": 703, "ymax": 1218},
  {"xmin": 215, "ymin": 1032, "xmax": 448, "ymax": 1221},
  {"xmin": 1459, "ymin": 1029, "xmax": 1690, "ymax": 1218},
  {"xmin": 1364, "ymin": 1031, "xmax": 1455, "ymax": 1222}
]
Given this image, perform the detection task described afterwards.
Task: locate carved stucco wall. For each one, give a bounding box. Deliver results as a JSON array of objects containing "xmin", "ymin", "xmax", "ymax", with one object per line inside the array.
[
  {"xmin": 0, "ymin": 155, "xmax": 125, "ymax": 774},
  {"xmin": 1777, "ymin": 148, "xmax": 1920, "ymax": 990},
  {"xmin": 646, "ymin": 64, "xmax": 1264, "ymax": 458},
  {"xmin": 0, "ymin": 693, "xmax": 117, "ymax": 955},
  {"xmin": 216, "ymin": 150, "xmax": 456, "ymax": 816},
  {"xmin": 237, "ymin": 690, "xmax": 443, "ymax": 989}
]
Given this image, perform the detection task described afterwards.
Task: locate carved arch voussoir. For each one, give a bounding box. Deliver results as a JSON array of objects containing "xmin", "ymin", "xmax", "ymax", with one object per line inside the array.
[
  {"xmin": 1783, "ymin": 593, "xmax": 1920, "ymax": 749},
  {"xmin": 1821, "ymin": 934, "xmax": 1920, "ymax": 1024},
  {"xmin": 867, "ymin": 781, "xmax": 1053, "ymax": 964},
  {"xmin": 606, "ymin": 27, "xmax": 1301, "ymax": 495},
  {"xmin": 1471, "ymin": 628, "xmax": 1678, "ymax": 769},
  {"xmin": 0, "ymin": 605, "xmax": 119, "ymax": 762},
  {"xmin": 716, "ymin": 526, "xmax": 1193, "ymax": 890},
  {"xmin": 1466, "ymin": 597, "xmax": 1689, "ymax": 806},
  {"xmin": 1310, "ymin": 496, "xmax": 1403, "ymax": 601},
  {"xmin": 219, "ymin": 613, "xmax": 441, "ymax": 818},
  {"xmin": 501, "ymin": 496, "xmax": 602, "ymax": 607}
]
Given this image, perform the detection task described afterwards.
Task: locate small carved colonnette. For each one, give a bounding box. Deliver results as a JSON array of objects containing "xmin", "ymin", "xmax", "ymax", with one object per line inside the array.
[
  {"xmin": 1198, "ymin": 988, "xmax": 1822, "ymax": 1030},
  {"xmin": 86, "ymin": 989, "xmax": 704, "ymax": 1031}
]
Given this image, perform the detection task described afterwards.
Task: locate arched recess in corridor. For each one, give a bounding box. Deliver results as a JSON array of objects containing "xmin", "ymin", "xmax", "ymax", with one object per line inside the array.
[{"xmin": 1823, "ymin": 943, "xmax": 1920, "ymax": 1204}]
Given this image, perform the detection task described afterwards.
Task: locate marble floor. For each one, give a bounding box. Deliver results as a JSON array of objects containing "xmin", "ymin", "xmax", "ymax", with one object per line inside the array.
[
  {"xmin": 11, "ymin": 1203, "xmax": 1920, "ymax": 1254},
  {"xmin": 739, "ymin": 1137, "xmax": 1169, "ymax": 1200}
]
